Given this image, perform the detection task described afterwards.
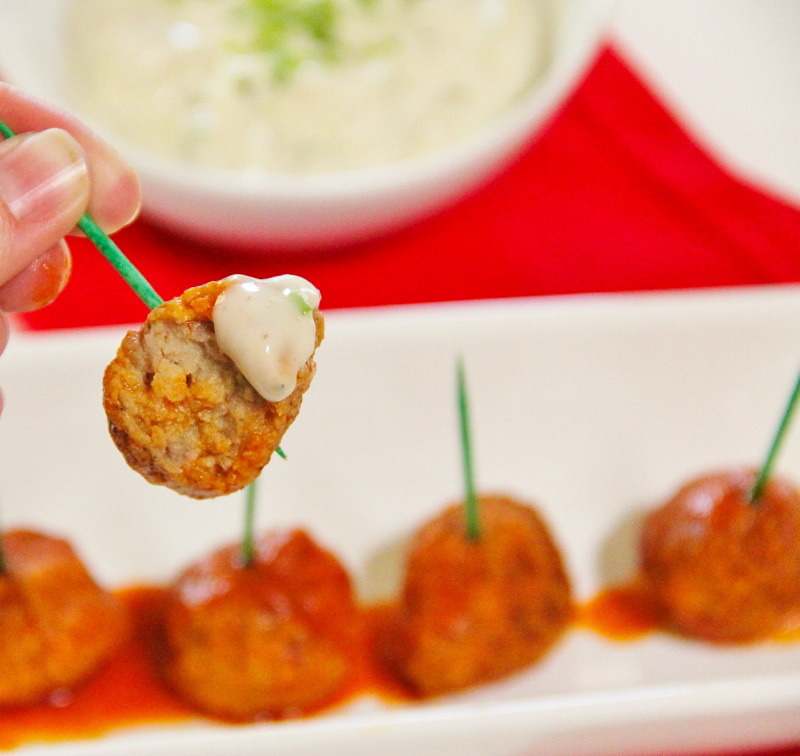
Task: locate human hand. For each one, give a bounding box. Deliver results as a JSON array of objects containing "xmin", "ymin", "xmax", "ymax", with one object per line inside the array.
[{"xmin": 0, "ymin": 83, "xmax": 141, "ymax": 413}]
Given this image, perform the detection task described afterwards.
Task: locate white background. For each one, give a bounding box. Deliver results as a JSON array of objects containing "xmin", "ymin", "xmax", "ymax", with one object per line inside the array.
[{"xmin": 610, "ymin": 0, "xmax": 800, "ymax": 205}]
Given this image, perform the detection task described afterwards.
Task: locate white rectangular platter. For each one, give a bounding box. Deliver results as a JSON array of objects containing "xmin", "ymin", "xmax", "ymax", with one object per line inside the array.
[{"xmin": 2, "ymin": 286, "xmax": 800, "ymax": 756}]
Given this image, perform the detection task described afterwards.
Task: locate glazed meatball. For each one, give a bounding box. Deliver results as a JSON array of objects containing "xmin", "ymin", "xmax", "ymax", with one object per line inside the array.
[
  {"xmin": 640, "ymin": 468, "xmax": 800, "ymax": 642},
  {"xmin": 103, "ymin": 280, "xmax": 323, "ymax": 498},
  {"xmin": 381, "ymin": 494, "xmax": 573, "ymax": 697},
  {"xmin": 162, "ymin": 529, "xmax": 359, "ymax": 720},
  {"xmin": 0, "ymin": 530, "xmax": 127, "ymax": 708}
]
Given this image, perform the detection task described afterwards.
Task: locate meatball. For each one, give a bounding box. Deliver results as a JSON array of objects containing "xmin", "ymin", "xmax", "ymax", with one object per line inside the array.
[
  {"xmin": 640, "ymin": 468, "xmax": 800, "ymax": 642},
  {"xmin": 381, "ymin": 494, "xmax": 573, "ymax": 697},
  {"xmin": 103, "ymin": 280, "xmax": 324, "ymax": 499},
  {"xmin": 0, "ymin": 529, "xmax": 127, "ymax": 708},
  {"xmin": 162, "ymin": 529, "xmax": 359, "ymax": 720}
]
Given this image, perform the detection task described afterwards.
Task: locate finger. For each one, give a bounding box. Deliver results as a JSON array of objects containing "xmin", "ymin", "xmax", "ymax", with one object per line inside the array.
[
  {"xmin": 0, "ymin": 83, "xmax": 141, "ymax": 233},
  {"xmin": 0, "ymin": 129, "xmax": 89, "ymax": 284},
  {"xmin": 0, "ymin": 239, "xmax": 71, "ymax": 312}
]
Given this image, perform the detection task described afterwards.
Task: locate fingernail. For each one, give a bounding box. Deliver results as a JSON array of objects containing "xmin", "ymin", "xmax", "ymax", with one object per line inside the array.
[
  {"xmin": 0, "ymin": 129, "xmax": 89, "ymax": 224},
  {"xmin": 0, "ymin": 240, "xmax": 74, "ymax": 312},
  {"xmin": 32, "ymin": 241, "xmax": 72, "ymax": 309}
]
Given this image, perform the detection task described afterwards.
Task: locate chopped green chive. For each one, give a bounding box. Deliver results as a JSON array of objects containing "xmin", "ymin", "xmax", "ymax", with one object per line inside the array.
[
  {"xmin": 288, "ymin": 290, "xmax": 312, "ymax": 315},
  {"xmin": 221, "ymin": 0, "xmax": 390, "ymax": 83},
  {"xmin": 241, "ymin": 0, "xmax": 339, "ymax": 81}
]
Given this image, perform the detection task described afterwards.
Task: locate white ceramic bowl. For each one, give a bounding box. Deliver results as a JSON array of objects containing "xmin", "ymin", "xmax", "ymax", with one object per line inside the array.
[{"xmin": 0, "ymin": 0, "xmax": 613, "ymax": 251}]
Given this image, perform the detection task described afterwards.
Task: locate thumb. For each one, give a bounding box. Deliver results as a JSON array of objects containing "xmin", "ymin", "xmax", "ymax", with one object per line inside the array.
[{"xmin": 0, "ymin": 128, "xmax": 89, "ymax": 285}]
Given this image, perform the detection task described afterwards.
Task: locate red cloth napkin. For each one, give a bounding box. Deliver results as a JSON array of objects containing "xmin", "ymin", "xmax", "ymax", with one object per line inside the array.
[
  {"xmin": 12, "ymin": 45, "xmax": 800, "ymax": 756},
  {"xmin": 20, "ymin": 45, "xmax": 800, "ymax": 331}
]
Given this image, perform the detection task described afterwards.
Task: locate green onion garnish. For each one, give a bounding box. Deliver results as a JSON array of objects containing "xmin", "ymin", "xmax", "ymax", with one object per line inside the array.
[{"xmin": 289, "ymin": 291, "xmax": 312, "ymax": 315}]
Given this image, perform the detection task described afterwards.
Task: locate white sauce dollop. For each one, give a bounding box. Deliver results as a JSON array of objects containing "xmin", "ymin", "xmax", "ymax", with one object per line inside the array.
[
  {"xmin": 212, "ymin": 274, "xmax": 320, "ymax": 402},
  {"xmin": 65, "ymin": 0, "xmax": 547, "ymax": 174}
]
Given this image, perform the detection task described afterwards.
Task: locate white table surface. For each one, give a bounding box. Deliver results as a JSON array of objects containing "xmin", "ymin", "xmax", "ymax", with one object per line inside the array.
[{"xmin": 609, "ymin": 0, "xmax": 800, "ymax": 206}]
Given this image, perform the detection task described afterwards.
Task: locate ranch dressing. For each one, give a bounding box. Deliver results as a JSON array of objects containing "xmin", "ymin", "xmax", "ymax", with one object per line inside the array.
[
  {"xmin": 212, "ymin": 275, "xmax": 320, "ymax": 402},
  {"xmin": 66, "ymin": 0, "xmax": 548, "ymax": 173}
]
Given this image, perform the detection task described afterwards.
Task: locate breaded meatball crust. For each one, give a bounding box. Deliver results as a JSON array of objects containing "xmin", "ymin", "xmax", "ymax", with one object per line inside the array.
[
  {"xmin": 0, "ymin": 530, "xmax": 126, "ymax": 708},
  {"xmin": 382, "ymin": 495, "xmax": 573, "ymax": 697},
  {"xmin": 103, "ymin": 281, "xmax": 323, "ymax": 498},
  {"xmin": 162, "ymin": 529, "xmax": 359, "ymax": 720},
  {"xmin": 641, "ymin": 468, "xmax": 800, "ymax": 642}
]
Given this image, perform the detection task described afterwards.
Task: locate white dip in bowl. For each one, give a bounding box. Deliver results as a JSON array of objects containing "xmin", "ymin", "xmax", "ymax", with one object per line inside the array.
[
  {"xmin": 67, "ymin": 0, "xmax": 548, "ymax": 175},
  {"xmin": 0, "ymin": 0, "xmax": 613, "ymax": 250}
]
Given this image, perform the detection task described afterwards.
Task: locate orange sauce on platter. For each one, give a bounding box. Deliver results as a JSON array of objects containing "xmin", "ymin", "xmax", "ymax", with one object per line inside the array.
[
  {"xmin": 0, "ymin": 582, "xmax": 793, "ymax": 750},
  {"xmin": 577, "ymin": 581, "xmax": 661, "ymax": 641},
  {"xmin": 0, "ymin": 588, "xmax": 195, "ymax": 751},
  {"xmin": 0, "ymin": 589, "xmax": 413, "ymax": 751}
]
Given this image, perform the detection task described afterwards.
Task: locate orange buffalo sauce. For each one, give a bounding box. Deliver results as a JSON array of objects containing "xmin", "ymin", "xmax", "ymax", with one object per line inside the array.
[
  {"xmin": 771, "ymin": 611, "xmax": 800, "ymax": 645},
  {"xmin": 296, "ymin": 602, "xmax": 419, "ymax": 714},
  {"xmin": 0, "ymin": 587, "xmax": 195, "ymax": 751},
  {"xmin": 0, "ymin": 589, "xmax": 414, "ymax": 751},
  {"xmin": 0, "ymin": 582, "xmax": 794, "ymax": 751},
  {"xmin": 577, "ymin": 581, "xmax": 660, "ymax": 640}
]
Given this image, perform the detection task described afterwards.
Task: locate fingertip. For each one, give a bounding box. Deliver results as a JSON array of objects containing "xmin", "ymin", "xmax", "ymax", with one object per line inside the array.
[
  {"xmin": 0, "ymin": 240, "xmax": 71, "ymax": 312},
  {"xmin": 0, "ymin": 83, "xmax": 141, "ymax": 233},
  {"xmin": 0, "ymin": 129, "xmax": 89, "ymax": 283}
]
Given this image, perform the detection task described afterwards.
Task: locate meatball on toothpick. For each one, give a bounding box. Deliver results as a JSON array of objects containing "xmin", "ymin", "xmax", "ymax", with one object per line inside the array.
[
  {"xmin": 161, "ymin": 529, "xmax": 359, "ymax": 720},
  {"xmin": 103, "ymin": 275, "xmax": 323, "ymax": 499},
  {"xmin": 381, "ymin": 359, "xmax": 573, "ymax": 695},
  {"xmin": 383, "ymin": 494, "xmax": 572, "ymax": 696},
  {"xmin": 641, "ymin": 469, "xmax": 800, "ymax": 642},
  {"xmin": 639, "ymin": 360, "xmax": 800, "ymax": 643}
]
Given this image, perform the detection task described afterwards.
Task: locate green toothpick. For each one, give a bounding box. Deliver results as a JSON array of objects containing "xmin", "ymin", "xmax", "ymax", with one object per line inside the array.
[
  {"xmin": 241, "ymin": 477, "xmax": 259, "ymax": 567},
  {"xmin": 457, "ymin": 357, "xmax": 480, "ymax": 541},
  {"xmin": 77, "ymin": 214, "xmax": 163, "ymax": 310},
  {"xmin": 750, "ymin": 368, "xmax": 800, "ymax": 504}
]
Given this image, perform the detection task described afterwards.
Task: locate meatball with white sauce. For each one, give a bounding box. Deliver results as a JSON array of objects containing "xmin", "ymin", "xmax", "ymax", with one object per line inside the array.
[{"xmin": 103, "ymin": 276, "xmax": 323, "ymax": 499}]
